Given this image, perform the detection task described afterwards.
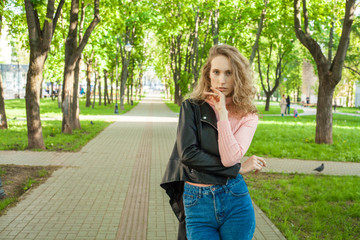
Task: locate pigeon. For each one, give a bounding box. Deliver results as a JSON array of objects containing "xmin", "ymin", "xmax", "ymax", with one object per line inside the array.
[
  {"xmin": 90, "ymin": 121, "xmax": 94, "ymax": 125},
  {"xmin": 313, "ymin": 163, "xmax": 324, "ymax": 172}
]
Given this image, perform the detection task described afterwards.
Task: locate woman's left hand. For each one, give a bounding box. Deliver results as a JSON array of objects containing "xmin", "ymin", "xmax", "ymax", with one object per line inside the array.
[
  {"xmin": 204, "ymin": 87, "xmax": 227, "ymax": 115},
  {"xmin": 239, "ymin": 155, "xmax": 267, "ymax": 175}
]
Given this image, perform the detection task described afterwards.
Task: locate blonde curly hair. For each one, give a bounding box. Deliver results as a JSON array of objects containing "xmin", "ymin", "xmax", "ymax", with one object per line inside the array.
[{"xmin": 191, "ymin": 44, "xmax": 257, "ymax": 117}]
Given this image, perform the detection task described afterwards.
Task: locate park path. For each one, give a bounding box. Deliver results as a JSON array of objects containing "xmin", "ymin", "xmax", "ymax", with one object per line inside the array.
[{"xmin": 1, "ymin": 92, "xmax": 359, "ymax": 240}]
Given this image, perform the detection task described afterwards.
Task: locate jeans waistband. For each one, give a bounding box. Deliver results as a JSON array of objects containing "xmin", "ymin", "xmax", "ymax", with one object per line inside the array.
[{"xmin": 184, "ymin": 174, "xmax": 243, "ymax": 195}]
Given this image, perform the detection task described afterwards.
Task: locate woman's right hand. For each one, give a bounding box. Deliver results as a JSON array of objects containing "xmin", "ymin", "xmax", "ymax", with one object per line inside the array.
[{"xmin": 239, "ymin": 155, "xmax": 266, "ymax": 175}]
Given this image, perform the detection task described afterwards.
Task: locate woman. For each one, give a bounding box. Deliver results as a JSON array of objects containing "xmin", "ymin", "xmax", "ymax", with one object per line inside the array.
[
  {"xmin": 280, "ymin": 95, "xmax": 287, "ymax": 117},
  {"xmin": 286, "ymin": 95, "xmax": 291, "ymax": 115},
  {"xmin": 161, "ymin": 44, "xmax": 266, "ymax": 240}
]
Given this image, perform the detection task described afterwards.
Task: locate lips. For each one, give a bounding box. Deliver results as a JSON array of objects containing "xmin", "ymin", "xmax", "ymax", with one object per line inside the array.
[{"xmin": 217, "ymin": 88, "xmax": 228, "ymax": 92}]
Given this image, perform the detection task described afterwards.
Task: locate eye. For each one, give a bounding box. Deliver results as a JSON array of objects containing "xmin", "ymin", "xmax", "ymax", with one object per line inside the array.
[
  {"xmin": 226, "ymin": 71, "xmax": 232, "ymax": 76},
  {"xmin": 213, "ymin": 70, "xmax": 220, "ymax": 75}
]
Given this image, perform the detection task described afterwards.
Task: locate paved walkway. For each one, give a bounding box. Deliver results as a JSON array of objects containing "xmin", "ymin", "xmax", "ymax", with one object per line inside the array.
[{"xmin": 0, "ymin": 93, "xmax": 359, "ymax": 240}]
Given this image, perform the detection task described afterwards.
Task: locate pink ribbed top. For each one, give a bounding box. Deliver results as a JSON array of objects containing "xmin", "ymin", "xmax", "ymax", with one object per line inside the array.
[{"xmin": 205, "ymin": 99, "xmax": 258, "ymax": 167}]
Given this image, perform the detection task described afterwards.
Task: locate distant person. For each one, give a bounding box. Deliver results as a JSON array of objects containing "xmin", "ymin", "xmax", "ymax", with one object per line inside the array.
[
  {"xmin": 0, "ymin": 177, "xmax": 6, "ymax": 200},
  {"xmin": 161, "ymin": 44, "xmax": 266, "ymax": 240},
  {"xmin": 334, "ymin": 99, "xmax": 337, "ymax": 112},
  {"xmin": 286, "ymin": 95, "xmax": 291, "ymax": 115},
  {"xmin": 280, "ymin": 95, "xmax": 287, "ymax": 117},
  {"xmin": 294, "ymin": 108, "xmax": 298, "ymax": 118}
]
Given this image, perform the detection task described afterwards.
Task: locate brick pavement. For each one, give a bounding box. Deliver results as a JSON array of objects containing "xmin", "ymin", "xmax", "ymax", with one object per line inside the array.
[{"xmin": 1, "ymin": 92, "xmax": 359, "ymax": 239}]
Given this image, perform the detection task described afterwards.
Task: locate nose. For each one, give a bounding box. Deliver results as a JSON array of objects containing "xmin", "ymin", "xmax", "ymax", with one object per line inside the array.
[{"xmin": 219, "ymin": 74, "xmax": 226, "ymax": 84}]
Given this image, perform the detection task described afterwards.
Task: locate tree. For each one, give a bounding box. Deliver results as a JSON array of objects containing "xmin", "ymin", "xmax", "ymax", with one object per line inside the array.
[
  {"xmin": 249, "ymin": 0, "xmax": 269, "ymax": 65},
  {"xmin": 0, "ymin": 0, "xmax": 8, "ymax": 130},
  {"xmin": 294, "ymin": 0, "xmax": 356, "ymax": 144},
  {"xmin": 344, "ymin": 16, "xmax": 360, "ymax": 78},
  {"xmin": 255, "ymin": 0, "xmax": 295, "ymax": 111},
  {"xmin": 24, "ymin": 0, "xmax": 65, "ymax": 149},
  {"xmin": 257, "ymin": 44, "xmax": 288, "ymax": 111},
  {"xmin": 62, "ymin": 0, "xmax": 100, "ymax": 134}
]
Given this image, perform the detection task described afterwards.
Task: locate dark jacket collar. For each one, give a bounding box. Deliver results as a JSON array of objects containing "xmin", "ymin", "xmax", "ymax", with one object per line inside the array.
[{"xmin": 191, "ymin": 100, "xmax": 218, "ymax": 130}]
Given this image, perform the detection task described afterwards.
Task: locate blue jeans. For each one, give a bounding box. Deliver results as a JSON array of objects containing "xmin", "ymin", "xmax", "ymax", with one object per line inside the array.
[{"xmin": 183, "ymin": 174, "xmax": 255, "ymax": 240}]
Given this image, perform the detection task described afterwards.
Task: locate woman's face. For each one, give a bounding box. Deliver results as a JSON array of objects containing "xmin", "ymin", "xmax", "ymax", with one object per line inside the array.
[{"xmin": 209, "ymin": 55, "xmax": 234, "ymax": 97}]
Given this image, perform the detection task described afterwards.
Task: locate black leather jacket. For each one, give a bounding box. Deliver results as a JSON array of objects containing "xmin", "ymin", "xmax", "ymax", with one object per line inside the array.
[{"xmin": 160, "ymin": 99, "xmax": 240, "ymax": 239}]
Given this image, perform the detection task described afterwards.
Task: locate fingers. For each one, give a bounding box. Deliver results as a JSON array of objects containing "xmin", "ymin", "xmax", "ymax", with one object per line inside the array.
[
  {"xmin": 257, "ymin": 157, "xmax": 267, "ymax": 167},
  {"xmin": 203, "ymin": 92, "xmax": 219, "ymax": 97},
  {"xmin": 249, "ymin": 155, "xmax": 266, "ymax": 173},
  {"xmin": 210, "ymin": 87, "xmax": 223, "ymax": 95}
]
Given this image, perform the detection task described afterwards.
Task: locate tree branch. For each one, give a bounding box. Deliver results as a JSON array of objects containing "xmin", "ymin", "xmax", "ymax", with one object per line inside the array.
[
  {"xmin": 302, "ymin": 0, "xmax": 309, "ymax": 35},
  {"xmin": 266, "ymin": 43, "xmax": 272, "ymax": 93},
  {"xmin": 257, "ymin": 48, "xmax": 267, "ymax": 94},
  {"xmin": 42, "ymin": 0, "xmax": 56, "ymax": 50},
  {"xmin": 24, "ymin": 0, "xmax": 41, "ymax": 47},
  {"xmin": 76, "ymin": 0, "xmax": 100, "ymax": 57},
  {"xmin": 331, "ymin": 0, "xmax": 356, "ymax": 84},
  {"xmin": 52, "ymin": 0, "xmax": 65, "ymax": 35},
  {"xmin": 344, "ymin": 65, "xmax": 360, "ymax": 76},
  {"xmin": 294, "ymin": 0, "xmax": 327, "ymax": 70},
  {"xmin": 328, "ymin": 21, "xmax": 334, "ymax": 68},
  {"xmin": 249, "ymin": 0, "xmax": 268, "ymax": 65}
]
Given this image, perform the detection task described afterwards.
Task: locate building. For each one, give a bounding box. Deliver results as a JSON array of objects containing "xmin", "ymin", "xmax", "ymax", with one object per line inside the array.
[
  {"xmin": 355, "ymin": 82, "xmax": 360, "ymax": 107},
  {"xmin": 301, "ymin": 60, "xmax": 318, "ymax": 104},
  {"xmin": 0, "ymin": 64, "xmax": 28, "ymax": 99}
]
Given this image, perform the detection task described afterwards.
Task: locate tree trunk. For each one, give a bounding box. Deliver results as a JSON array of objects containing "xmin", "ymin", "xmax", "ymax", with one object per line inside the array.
[
  {"xmin": 24, "ymin": 0, "xmax": 65, "ymax": 148},
  {"xmin": 0, "ymin": 73, "xmax": 7, "ymax": 129},
  {"xmin": 57, "ymin": 84, "xmax": 62, "ymax": 108},
  {"xmin": 72, "ymin": 57, "xmax": 81, "ymax": 129},
  {"xmin": 315, "ymin": 77, "xmax": 335, "ymax": 144},
  {"xmin": 50, "ymin": 82, "xmax": 55, "ymax": 100},
  {"xmin": 70, "ymin": 0, "xmax": 85, "ymax": 129},
  {"xmin": 103, "ymin": 71, "xmax": 107, "ymax": 106},
  {"xmin": 98, "ymin": 75, "xmax": 101, "ymax": 106},
  {"xmin": 0, "ymin": 3, "xmax": 7, "ymax": 129},
  {"xmin": 212, "ymin": 0, "xmax": 220, "ymax": 45},
  {"xmin": 265, "ymin": 94, "xmax": 271, "ymax": 111},
  {"xmin": 120, "ymin": 60, "xmax": 129, "ymax": 110},
  {"xmin": 62, "ymin": 0, "xmax": 100, "ymax": 133},
  {"xmin": 92, "ymin": 68, "xmax": 98, "ymax": 109},
  {"xmin": 62, "ymin": 59, "xmax": 76, "ymax": 134},
  {"xmin": 62, "ymin": 0, "xmax": 79, "ymax": 134},
  {"xmin": 110, "ymin": 71, "xmax": 114, "ymax": 103},
  {"xmin": 127, "ymin": 84, "xmax": 130, "ymax": 104},
  {"xmin": 40, "ymin": 77, "xmax": 44, "ymax": 98},
  {"xmin": 192, "ymin": 6, "xmax": 200, "ymax": 86},
  {"xmin": 86, "ymin": 59, "xmax": 92, "ymax": 107},
  {"xmin": 174, "ymin": 82, "xmax": 182, "ymax": 106},
  {"xmin": 103, "ymin": 70, "xmax": 108, "ymax": 105},
  {"xmin": 26, "ymin": 53, "xmax": 46, "ymax": 149}
]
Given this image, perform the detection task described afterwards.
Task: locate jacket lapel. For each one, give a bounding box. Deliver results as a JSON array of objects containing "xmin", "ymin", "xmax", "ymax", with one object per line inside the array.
[{"xmin": 199, "ymin": 102, "xmax": 218, "ymax": 130}]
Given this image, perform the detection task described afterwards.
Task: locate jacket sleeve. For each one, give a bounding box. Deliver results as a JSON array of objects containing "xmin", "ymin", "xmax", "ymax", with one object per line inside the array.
[{"xmin": 177, "ymin": 100, "xmax": 240, "ymax": 177}]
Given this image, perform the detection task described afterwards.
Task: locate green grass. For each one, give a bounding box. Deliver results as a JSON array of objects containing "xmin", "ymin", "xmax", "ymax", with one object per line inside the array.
[
  {"xmin": 0, "ymin": 198, "xmax": 17, "ymax": 212},
  {"xmin": 23, "ymin": 178, "xmax": 38, "ymax": 192},
  {"xmin": 37, "ymin": 169, "xmax": 49, "ymax": 177},
  {"xmin": 164, "ymin": 101, "xmax": 360, "ymax": 162},
  {"xmin": 256, "ymin": 105, "xmax": 304, "ymax": 115},
  {"xmin": 4, "ymin": 97, "xmax": 138, "ymax": 119},
  {"xmin": 245, "ymin": 173, "xmax": 360, "ymax": 239},
  {"xmin": 1, "ymin": 97, "xmax": 139, "ymax": 151},
  {"xmin": 0, "ymin": 120, "xmax": 112, "ymax": 151},
  {"xmin": 165, "ymin": 101, "xmax": 181, "ymax": 113},
  {"xmin": 248, "ymin": 115, "xmax": 360, "ymax": 162},
  {"xmin": 336, "ymin": 106, "xmax": 360, "ymax": 114},
  {"xmin": 165, "ymin": 100, "xmax": 304, "ymax": 115}
]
